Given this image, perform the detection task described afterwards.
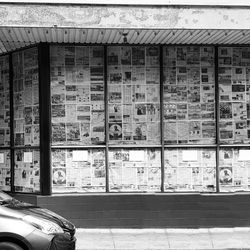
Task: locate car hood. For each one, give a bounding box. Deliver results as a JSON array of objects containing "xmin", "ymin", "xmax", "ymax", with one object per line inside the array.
[{"xmin": 2, "ymin": 199, "xmax": 75, "ymax": 236}]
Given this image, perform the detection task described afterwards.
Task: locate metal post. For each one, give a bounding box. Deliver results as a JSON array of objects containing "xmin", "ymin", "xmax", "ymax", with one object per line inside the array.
[{"xmin": 38, "ymin": 43, "xmax": 52, "ymax": 195}]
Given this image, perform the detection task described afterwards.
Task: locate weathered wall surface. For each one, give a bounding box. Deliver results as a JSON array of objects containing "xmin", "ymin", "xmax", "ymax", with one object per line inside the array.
[
  {"xmin": 2, "ymin": 0, "xmax": 250, "ymax": 6},
  {"xmin": 0, "ymin": 4, "xmax": 250, "ymax": 29}
]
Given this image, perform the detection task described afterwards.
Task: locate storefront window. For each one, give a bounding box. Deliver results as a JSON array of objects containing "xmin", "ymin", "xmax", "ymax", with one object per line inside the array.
[
  {"xmin": 13, "ymin": 48, "xmax": 39, "ymax": 146},
  {"xmin": 51, "ymin": 149, "xmax": 105, "ymax": 192},
  {"xmin": 0, "ymin": 56, "xmax": 11, "ymax": 191},
  {"xmin": 218, "ymin": 47, "xmax": 250, "ymax": 144},
  {"xmin": 219, "ymin": 148, "xmax": 250, "ymax": 192},
  {"xmin": 164, "ymin": 148, "xmax": 216, "ymax": 192},
  {"xmin": 50, "ymin": 46, "xmax": 105, "ymax": 145},
  {"xmin": 0, "ymin": 55, "xmax": 10, "ymax": 147},
  {"xmin": 109, "ymin": 148, "xmax": 161, "ymax": 192},
  {"xmin": 13, "ymin": 48, "xmax": 40, "ymax": 192},
  {"xmin": 45, "ymin": 44, "xmax": 250, "ymax": 194},
  {"xmin": 107, "ymin": 46, "xmax": 160, "ymax": 145},
  {"xmin": 0, "ymin": 150, "xmax": 11, "ymax": 191},
  {"xmin": 14, "ymin": 149, "xmax": 40, "ymax": 192},
  {"xmin": 163, "ymin": 46, "xmax": 215, "ymax": 144},
  {"xmin": 50, "ymin": 45, "xmax": 105, "ymax": 193},
  {"xmin": 2, "ymin": 43, "xmax": 250, "ymax": 194}
]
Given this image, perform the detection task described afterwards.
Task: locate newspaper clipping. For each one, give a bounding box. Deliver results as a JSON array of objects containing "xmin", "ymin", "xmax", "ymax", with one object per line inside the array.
[
  {"xmin": 52, "ymin": 149, "xmax": 105, "ymax": 192},
  {"xmin": 107, "ymin": 46, "xmax": 160, "ymax": 145},
  {"xmin": 109, "ymin": 149, "xmax": 161, "ymax": 192},
  {"xmin": 219, "ymin": 47, "xmax": 250, "ymax": 144},
  {"xmin": 50, "ymin": 46, "xmax": 105, "ymax": 145},
  {"xmin": 13, "ymin": 48, "xmax": 39, "ymax": 147},
  {"xmin": 164, "ymin": 149, "xmax": 216, "ymax": 192},
  {"xmin": 163, "ymin": 46, "xmax": 216, "ymax": 144}
]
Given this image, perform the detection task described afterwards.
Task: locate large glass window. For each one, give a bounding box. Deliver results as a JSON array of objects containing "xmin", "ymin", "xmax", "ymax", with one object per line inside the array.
[
  {"xmin": 107, "ymin": 46, "xmax": 161, "ymax": 192},
  {"xmin": 109, "ymin": 148, "xmax": 161, "ymax": 192},
  {"xmin": 163, "ymin": 46, "xmax": 216, "ymax": 193},
  {"xmin": 163, "ymin": 46, "xmax": 215, "ymax": 144},
  {"xmin": 13, "ymin": 48, "xmax": 40, "ymax": 192},
  {"xmin": 107, "ymin": 46, "xmax": 160, "ymax": 145},
  {"xmin": 0, "ymin": 150, "xmax": 11, "ymax": 191},
  {"xmin": 0, "ymin": 56, "xmax": 10, "ymax": 147},
  {"xmin": 219, "ymin": 148, "xmax": 250, "ymax": 192},
  {"xmin": 0, "ymin": 55, "xmax": 10, "ymax": 191},
  {"xmin": 218, "ymin": 47, "xmax": 250, "ymax": 144},
  {"xmin": 47, "ymin": 44, "xmax": 250, "ymax": 194},
  {"xmin": 50, "ymin": 46, "xmax": 105, "ymax": 146},
  {"xmin": 14, "ymin": 149, "xmax": 40, "ymax": 192},
  {"xmin": 51, "ymin": 149, "xmax": 105, "ymax": 192},
  {"xmin": 50, "ymin": 46, "xmax": 105, "ymax": 192},
  {"xmin": 164, "ymin": 148, "xmax": 216, "ymax": 192},
  {"xmin": 5, "ymin": 44, "xmax": 250, "ymax": 194},
  {"xmin": 13, "ymin": 48, "xmax": 39, "ymax": 147}
]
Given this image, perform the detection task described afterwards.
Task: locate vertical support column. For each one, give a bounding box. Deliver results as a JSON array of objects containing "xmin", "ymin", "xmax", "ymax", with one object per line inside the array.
[
  {"xmin": 159, "ymin": 45, "xmax": 165, "ymax": 192},
  {"xmin": 9, "ymin": 53, "xmax": 15, "ymax": 193},
  {"xmin": 104, "ymin": 45, "xmax": 109, "ymax": 192},
  {"xmin": 214, "ymin": 46, "xmax": 220, "ymax": 193},
  {"xmin": 38, "ymin": 43, "xmax": 51, "ymax": 195}
]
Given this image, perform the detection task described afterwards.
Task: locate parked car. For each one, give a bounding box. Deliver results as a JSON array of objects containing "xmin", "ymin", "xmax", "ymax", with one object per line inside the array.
[{"xmin": 0, "ymin": 191, "xmax": 76, "ymax": 250}]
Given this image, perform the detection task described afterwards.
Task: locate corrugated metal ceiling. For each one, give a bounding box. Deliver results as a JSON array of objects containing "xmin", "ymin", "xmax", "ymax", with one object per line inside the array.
[{"xmin": 0, "ymin": 27, "xmax": 250, "ymax": 54}]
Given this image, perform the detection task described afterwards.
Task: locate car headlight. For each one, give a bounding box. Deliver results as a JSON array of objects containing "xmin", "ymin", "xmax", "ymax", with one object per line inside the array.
[{"xmin": 23, "ymin": 215, "xmax": 64, "ymax": 235}]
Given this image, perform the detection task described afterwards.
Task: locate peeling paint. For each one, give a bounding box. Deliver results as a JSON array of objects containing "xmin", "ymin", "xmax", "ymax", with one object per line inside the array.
[
  {"xmin": 152, "ymin": 8, "xmax": 181, "ymax": 27},
  {"xmin": 0, "ymin": 4, "xmax": 249, "ymax": 29},
  {"xmin": 131, "ymin": 9, "xmax": 149, "ymax": 22},
  {"xmin": 0, "ymin": 7, "xmax": 8, "ymax": 20},
  {"xmin": 192, "ymin": 10, "xmax": 204, "ymax": 14},
  {"xmin": 223, "ymin": 15, "xmax": 228, "ymax": 20},
  {"xmin": 119, "ymin": 11, "xmax": 132, "ymax": 26}
]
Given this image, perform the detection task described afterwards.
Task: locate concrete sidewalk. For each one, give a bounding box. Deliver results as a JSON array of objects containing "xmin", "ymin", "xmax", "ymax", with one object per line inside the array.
[{"xmin": 75, "ymin": 228, "xmax": 250, "ymax": 250}]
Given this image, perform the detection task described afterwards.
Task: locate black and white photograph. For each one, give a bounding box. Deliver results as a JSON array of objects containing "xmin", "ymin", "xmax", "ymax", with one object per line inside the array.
[{"xmin": 1, "ymin": 1, "xmax": 250, "ymax": 250}]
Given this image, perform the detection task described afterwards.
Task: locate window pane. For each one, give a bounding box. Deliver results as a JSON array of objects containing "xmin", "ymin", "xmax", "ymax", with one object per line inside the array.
[
  {"xmin": 107, "ymin": 46, "xmax": 161, "ymax": 145},
  {"xmin": 219, "ymin": 148, "xmax": 250, "ymax": 192},
  {"xmin": 0, "ymin": 56, "xmax": 10, "ymax": 147},
  {"xmin": 51, "ymin": 149, "xmax": 105, "ymax": 192},
  {"xmin": 163, "ymin": 46, "xmax": 216, "ymax": 144},
  {"xmin": 0, "ymin": 150, "xmax": 11, "ymax": 191},
  {"xmin": 14, "ymin": 149, "xmax": 40, "ymax": 192},
  {"xmin": 164, "ymin": 148, "xmax": 216, "ymax": 192},
  {"xmin": 218, "ymin": 47, "xmax": 250, "ymax": 144},
  {"xmin": 13, "ymin": 48, "xmax": 39, "ymax": 146},
  {"xmin": 109, "ymin": 148, "xmax": 161, "ymax": 192},
  {"xmin": 50, "ymin": 46, "xmax": 105, "ymax": 145}
]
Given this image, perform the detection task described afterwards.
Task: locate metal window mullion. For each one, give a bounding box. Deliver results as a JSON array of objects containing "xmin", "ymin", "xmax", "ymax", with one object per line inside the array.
[
  {"xmin": 160, "ymin": 45, "xmax": 165, "ymax": 192},
  {"xmin": 9, "ymin": 53, "xmax": 15, "ymax": 193},
  {"xmin": 104, "ymin": 45, "xmax": 109, "ymax": 192},
  {"xmin": 214, "ymin": 46, "xmax": 220, "ymax": 193},
  {"xmin": 38, "ymin": 43, "xmax": 51, "ymax": 195}
]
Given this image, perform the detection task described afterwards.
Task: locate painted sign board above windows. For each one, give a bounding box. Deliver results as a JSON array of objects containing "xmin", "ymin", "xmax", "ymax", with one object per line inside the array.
[{"xmin": 0, "ymin": 2, "xmax": 249, "ymax": 30}]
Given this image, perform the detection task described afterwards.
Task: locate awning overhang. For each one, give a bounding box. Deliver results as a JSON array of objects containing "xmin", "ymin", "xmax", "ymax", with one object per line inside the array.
[{"xmin": 0, "ymin": 3, "xmax": 250, "ymax": 54}]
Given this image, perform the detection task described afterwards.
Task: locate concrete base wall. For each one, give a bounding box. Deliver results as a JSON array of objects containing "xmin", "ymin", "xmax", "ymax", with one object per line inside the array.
[{"xmin": 13, "ymin": 193, "xmax": 250, "ymax": 228}]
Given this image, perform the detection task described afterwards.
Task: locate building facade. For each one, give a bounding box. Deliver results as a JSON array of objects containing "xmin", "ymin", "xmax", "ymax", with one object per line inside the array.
[{"xmin": 1, "ymin": 1, "xmax": 250, "ymax": 227}]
